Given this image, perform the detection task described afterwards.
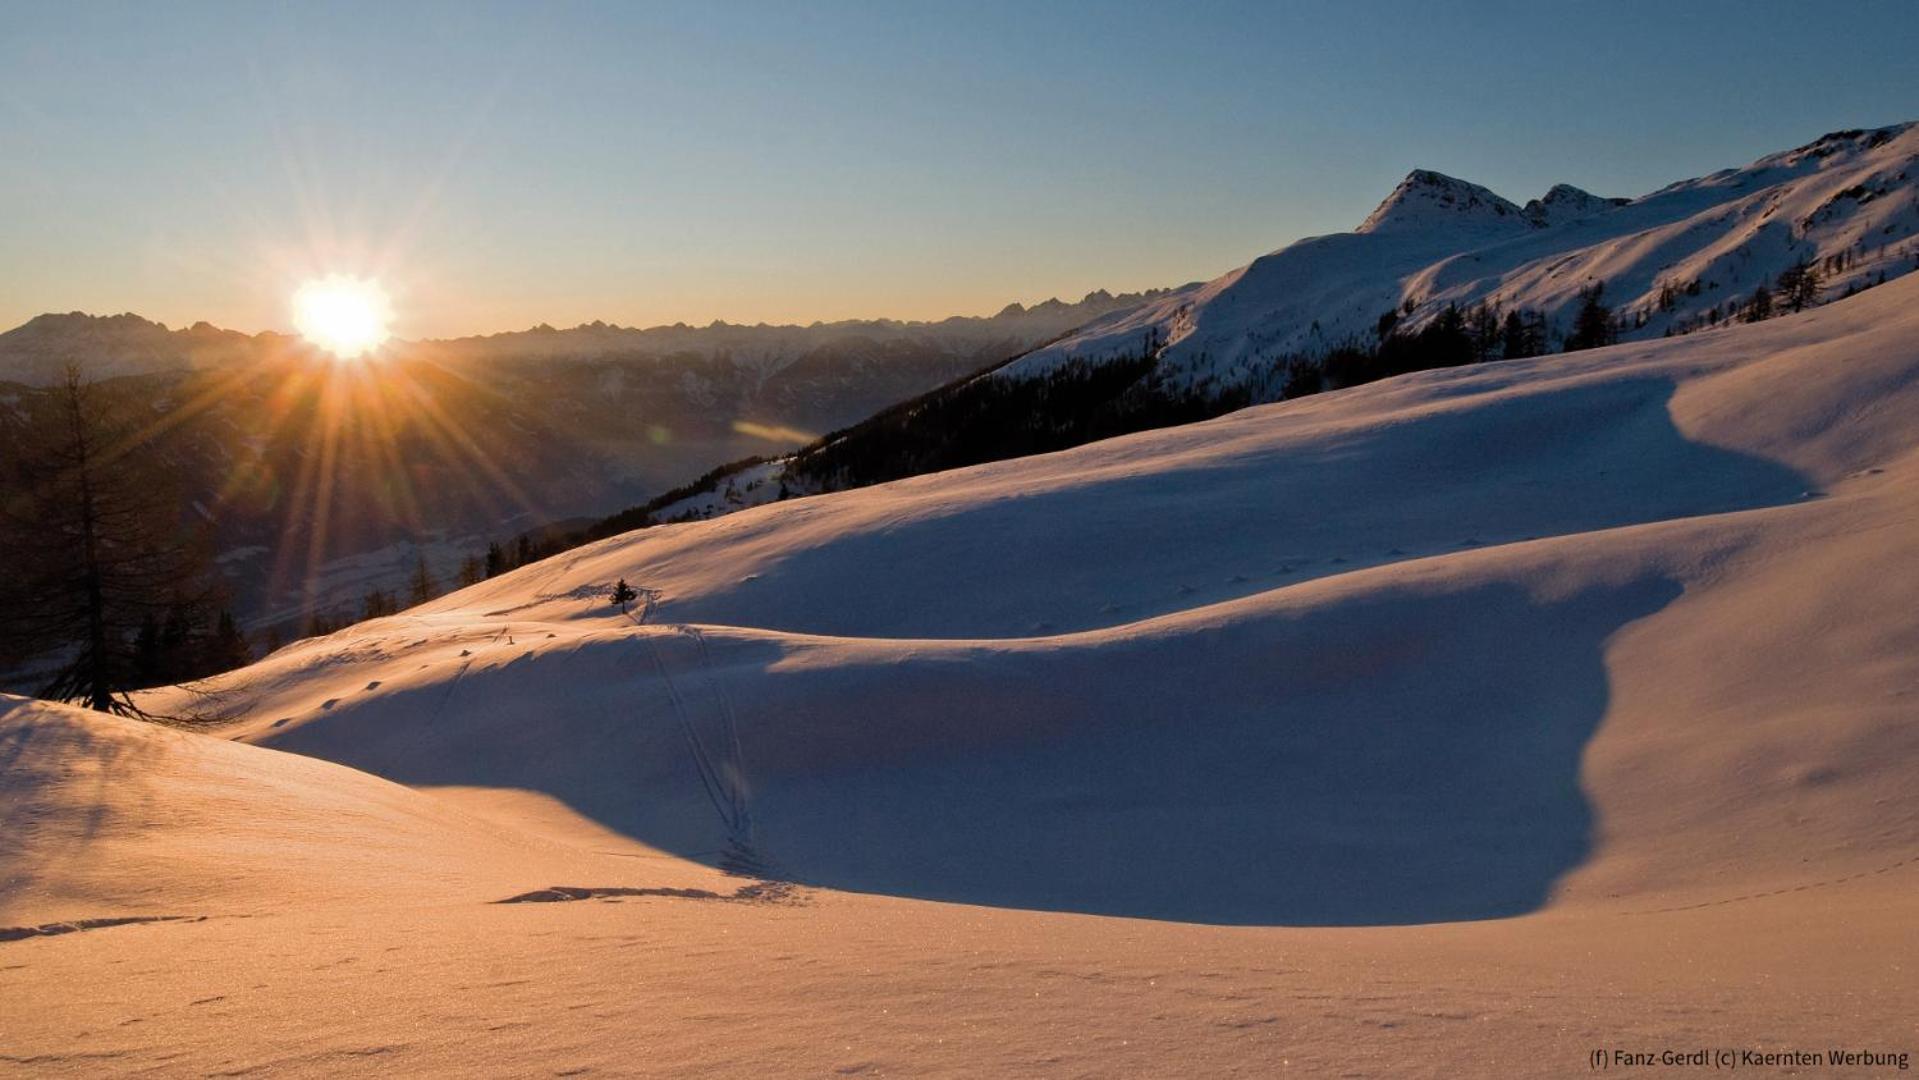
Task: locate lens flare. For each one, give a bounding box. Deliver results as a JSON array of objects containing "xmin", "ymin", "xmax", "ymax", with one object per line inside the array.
[{"xmin": 293, "ymin": 275, "xmax": 393, "ymax": 360}]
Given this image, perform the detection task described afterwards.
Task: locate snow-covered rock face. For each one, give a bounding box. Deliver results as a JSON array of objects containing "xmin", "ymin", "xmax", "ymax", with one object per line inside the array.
[
  {"xmin": 1521, "ymin": 184, "xmax": 1630, "ymax": 227},
  {"xmin": 1356, "ymin": 169, "xmax": 1532, "ymax": 239}
]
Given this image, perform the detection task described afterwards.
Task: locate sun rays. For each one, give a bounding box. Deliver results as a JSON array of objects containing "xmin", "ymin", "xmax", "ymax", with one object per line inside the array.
[
  {"xmin": 292, "ymin": 275, "xmax": 392, "ymax": 360},
  {"xmin": 93, "ymin": 331, "xmax": 553, "ymax": 624}
]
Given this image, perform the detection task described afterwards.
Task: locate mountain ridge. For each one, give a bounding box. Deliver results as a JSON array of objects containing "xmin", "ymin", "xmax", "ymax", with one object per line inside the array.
[
  {"xmin": 1006, "ymin": 121, "xmax": 1919, "ymax": 386},
  {"xmin": 0, "ymin": 290, "xmax": 1162, "ymax": 387}
]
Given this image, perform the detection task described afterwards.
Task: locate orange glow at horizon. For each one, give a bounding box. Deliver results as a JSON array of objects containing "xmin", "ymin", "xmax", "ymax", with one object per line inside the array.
[{"xmin": 293, "ymin": 275, "xmax": 393, "ymax": 360}]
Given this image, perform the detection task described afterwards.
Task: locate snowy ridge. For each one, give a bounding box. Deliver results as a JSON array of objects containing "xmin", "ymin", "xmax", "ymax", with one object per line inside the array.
[{"xmin": 1006, "ymin": 122, "xmax": 1919, "ymax": 387}]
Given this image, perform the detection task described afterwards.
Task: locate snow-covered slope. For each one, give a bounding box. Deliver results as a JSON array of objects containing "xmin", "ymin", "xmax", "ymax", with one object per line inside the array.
[
  {"xmin": 6, "ymin": 277, "xmax": 1917, "ymax": 1074},
  {"xmin": 113, "ymin": 273, "xmax": 1919, "ymax": 916},
  {"xmin": 0, "ymin": 695, "xmax": 642, "ymax": 917},
  {"xmin": 1007, "ymin": 123, "xmax": 1919, "ymax": 387}
]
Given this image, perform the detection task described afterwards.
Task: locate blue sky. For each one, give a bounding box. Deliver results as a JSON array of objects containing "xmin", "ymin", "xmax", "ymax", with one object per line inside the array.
[{"xmin": 3, "ymin": 0, "xmax": 1915, "ymax": 337}]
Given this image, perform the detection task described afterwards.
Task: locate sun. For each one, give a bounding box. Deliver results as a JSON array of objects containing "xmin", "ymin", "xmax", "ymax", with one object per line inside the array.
[{"xmin": 293, "ymin": 275, "xmax": 393, "ymax": 360}]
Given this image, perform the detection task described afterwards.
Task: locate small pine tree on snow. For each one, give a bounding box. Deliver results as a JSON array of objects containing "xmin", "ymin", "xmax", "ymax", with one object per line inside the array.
[
  {"xmin": 1744, "ymin": 285, "xmax": 1774, "ymax": 323},
  {"xmin": 611, "ymin": 578, "xmax": 638, "ymax": 614},
  {"xmin": 483, "ymin": 541, "xmax": 506, "ymax": 578}
]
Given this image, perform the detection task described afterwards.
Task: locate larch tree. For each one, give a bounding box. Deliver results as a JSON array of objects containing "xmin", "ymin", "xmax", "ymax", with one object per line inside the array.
[{"xmin": 0, "ymin": 365, "xmax": 211, "ymax": 715}]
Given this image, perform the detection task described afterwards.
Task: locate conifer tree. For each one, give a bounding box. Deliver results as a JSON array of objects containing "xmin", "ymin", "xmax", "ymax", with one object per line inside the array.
[
  {"xmin": 202, "ymin": 610, "xmax": 253, "ymax": 673},
  {"xmin": 1776, "ymin": 259, "xmax": 1823, "ymax": 312},
  {"xmin": 1469, "ymin": 303, "xmax": 1501, "ymax": 363},
  {"xmin": 408, "ymin": 554, "xmax": 437, "ymax": 606},
  {"xmin": 361, "ymin": 587, "xmax": 398, "ymax": 620},
  {"xmin": 1564, "ymin": 283, "xmax": 1618, "ymax": 352}
]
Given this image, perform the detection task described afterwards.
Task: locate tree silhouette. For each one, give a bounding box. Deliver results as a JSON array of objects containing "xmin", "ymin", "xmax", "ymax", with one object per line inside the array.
[
  {"xmin": 361, "ymin": 587, "xmax": 399, "ymax": 621},
  {"xmin": 1564, "ymin": 283, "xmax": 1617, "ymax": 352},
  {"xmin": 1776, "ymin": 259, "xmax": 1823, "ymax": 312},
  {"xmin": 408, "ymin": 554, "xmax": 437, "ymax": 606},
  {"xmin": 611, "ymin": 578, "xmax": 638, "ymax": 614},
  {"xmin": 0, "ymin": 366, "xmax": 210, "ymax": 714}
]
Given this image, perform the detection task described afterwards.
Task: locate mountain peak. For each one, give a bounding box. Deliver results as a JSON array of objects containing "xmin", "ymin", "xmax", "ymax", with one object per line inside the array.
[
  {"xmin": 1521, "ymin": 184, "xmax": 1630, "ymax": 227},
  {"xmin": 1356, "ymin": 169, "xmax": 1529, "ymax": 237}
]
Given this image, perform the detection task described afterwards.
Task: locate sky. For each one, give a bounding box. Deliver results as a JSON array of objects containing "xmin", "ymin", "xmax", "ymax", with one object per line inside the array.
[{"xmin": 2, "ymin": 0, "xmax": 1916, "ymax": 339}]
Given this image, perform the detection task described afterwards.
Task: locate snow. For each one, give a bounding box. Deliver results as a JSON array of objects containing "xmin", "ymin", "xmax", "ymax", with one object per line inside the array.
[
  {"xmin": 643, "ymin": 458, "xmax": 791, "ymax": 523},
  {"xmin": 5, "ymin": 270, "xmax": 1917, "ymax": 1073},
  {"xmin": 1356, "ymin": 169, "xmax": 1534, "ymax": 239},
  {"xmin": 1005, "ymin": 122, "xmax": 1919, "ymax": 387}
]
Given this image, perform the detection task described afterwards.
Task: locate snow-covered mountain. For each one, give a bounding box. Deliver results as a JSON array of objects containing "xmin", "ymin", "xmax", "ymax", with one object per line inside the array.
[
  {"xmin": 1006, "ymin": 123, "xmax": 1919, "ymax": 386},
  {"xmin": 8, "ymin": 273, "xmax": 1916, "ymax": 1073}
]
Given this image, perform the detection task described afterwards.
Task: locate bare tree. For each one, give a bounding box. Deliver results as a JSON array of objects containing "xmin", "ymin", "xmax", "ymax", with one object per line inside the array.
[{"xmin": 0, "ymin": 365, "xmax": 210, "ymax": 715}]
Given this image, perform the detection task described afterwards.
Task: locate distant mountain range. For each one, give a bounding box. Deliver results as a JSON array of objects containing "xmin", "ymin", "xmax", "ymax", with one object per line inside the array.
[
  {"xmin": 0, "ymin": 290, "xmax": 1152, "ymax": 633},
  {"xmin": 0, "ymin": 291, "xmax": 1161, "ymax": 387}
]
